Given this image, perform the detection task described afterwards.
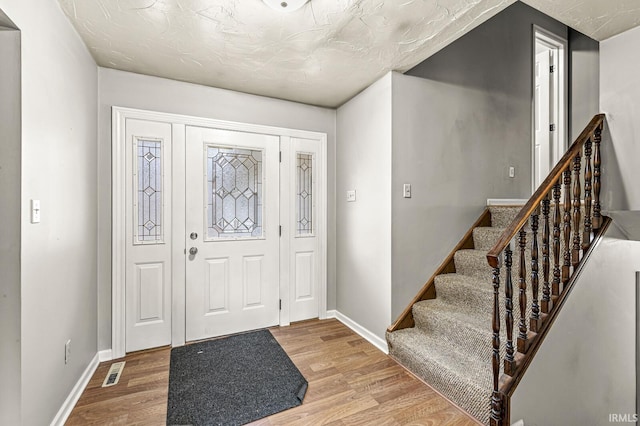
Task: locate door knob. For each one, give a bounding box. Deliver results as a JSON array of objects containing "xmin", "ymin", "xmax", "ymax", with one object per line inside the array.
[
  {"xmin": 190, "ymin": 232, "xmax": 198, "ymax": 240},
  {"xmin": 189, "ymin": 247, "xmax": 198, "ymax": 255}
]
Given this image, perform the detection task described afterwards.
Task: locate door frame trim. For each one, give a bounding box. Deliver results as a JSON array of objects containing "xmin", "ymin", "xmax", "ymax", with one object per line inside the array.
[
  {"xmin": 531, "ymin": 24, "xmax": 568, "ymax": 194},
  {"xmin": 112, "ymin": 106, "xmax": 328, "ymax": 359}
]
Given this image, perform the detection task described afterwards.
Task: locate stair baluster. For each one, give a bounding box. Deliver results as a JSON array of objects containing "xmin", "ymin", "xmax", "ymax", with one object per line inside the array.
[
  {"xmin": 504, "ymin": 244, "xmax": 515, "ymax": 375},
  {"xmin": 562, "ymin": 168, "xmax": 572, "ymax": 285},
  {"xmin": 552, "ymin": 181, "xmax": 561, "ymax": 297},
  {"xmin": 530, "ymin": 211, "xmax": 541, "ymax": 332},
  {"xmin": 517, "ymin": 228, "xmax": 528, "ymax": 353},
  {"xmin": 593, "ymin": 124, "xmax": 602, "ymax": 230},
  {"xmin": 491, "ymin": 262, "xmax": 502, "ymax": 426},
  {"xmin": 541, "ymin": 195, "xmax": 551, "ymax": 314},
  {"xmin": 572, "ymin": 153, "xmax": 582, "ymax": 268},
  {"xmin": 583, "ymin": 138, "xmax": 593, "ymax": 250}
]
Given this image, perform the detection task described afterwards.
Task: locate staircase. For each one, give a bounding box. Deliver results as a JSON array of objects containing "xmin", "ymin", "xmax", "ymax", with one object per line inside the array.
[
  {"xmin": 386, "ymin": 114, "xmax": 609, "ymax": 425},
  {"xmin": 387, "ymin": 206, "xmax": 521, "ymax": 425}
]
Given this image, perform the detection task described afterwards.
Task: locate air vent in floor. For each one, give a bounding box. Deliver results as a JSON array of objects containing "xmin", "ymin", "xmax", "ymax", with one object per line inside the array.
[{"xmin": 102, "ymin": 361, "xmax": 126, "ymax": 387}]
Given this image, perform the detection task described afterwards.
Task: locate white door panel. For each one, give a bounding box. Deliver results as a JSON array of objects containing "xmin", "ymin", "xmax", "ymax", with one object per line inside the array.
[
  {"xmin": 185, "ymin": 126, "xmax": 280, "ymax": 341},
  {"xmin": 125, "ymin": 119, "xmax": 172, "ymax": 352},
  {"xmin": 287, "ymin": 137, "xmax": 321, "ymax": 322},
  {"xmin": 534, "ymin": 48, "xmax": 552, "ymax": 189}
]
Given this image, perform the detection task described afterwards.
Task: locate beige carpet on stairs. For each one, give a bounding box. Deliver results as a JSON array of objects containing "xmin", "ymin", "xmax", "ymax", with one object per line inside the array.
[{"xmin": 387, "ymin": 206, "xmax": 533, "ymax": 425}]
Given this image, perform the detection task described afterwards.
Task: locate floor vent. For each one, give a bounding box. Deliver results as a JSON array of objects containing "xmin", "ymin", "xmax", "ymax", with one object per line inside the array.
[{"xmin": 102, "ymin": 361, "xmax": 126, "ymax": 387}]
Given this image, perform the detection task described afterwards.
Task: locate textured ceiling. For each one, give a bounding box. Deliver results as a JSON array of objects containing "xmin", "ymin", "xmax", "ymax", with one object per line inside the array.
[
  {"xmin": 521, "ymin": 0, "xmax": 640, "ymax": 41},
  {"xmin": 58, "ymin": 0, "xmax": 640, "ymax": 107}
]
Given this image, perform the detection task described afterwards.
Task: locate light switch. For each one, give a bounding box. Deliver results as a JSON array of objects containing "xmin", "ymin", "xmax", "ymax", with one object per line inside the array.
[
  {"xmin": 403, "ymin": 183, "xmax": 411, "ymax": 198},
  {"xmin": 509, "ymin": 166, "xmax": 515, "ymax": 178},
  {"xmin": 31, "ymin": 199, "xmax": 41, "ymax": 223},
  {"xmin": 346, "ymin": 190, "xmax": 356, "ymax": 202}
]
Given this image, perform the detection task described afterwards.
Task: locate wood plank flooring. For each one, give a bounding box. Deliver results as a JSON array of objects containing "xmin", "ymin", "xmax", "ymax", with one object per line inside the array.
[{"xmin": 66, "ymin": 319, "xmax": 480, "ymax": 425}]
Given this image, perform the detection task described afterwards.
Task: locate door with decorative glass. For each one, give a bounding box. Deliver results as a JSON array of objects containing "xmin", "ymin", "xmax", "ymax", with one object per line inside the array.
[
  {"xmin": 284, "ymin": 137, "xmax": 322, "ymax": 322},
  {"xmin": 124, "ymin": 119, "xmax": 173, "ymax": 352},
  {"xmin": 184, "ymin": 126, "xmax": 280, "ymax": 341}
]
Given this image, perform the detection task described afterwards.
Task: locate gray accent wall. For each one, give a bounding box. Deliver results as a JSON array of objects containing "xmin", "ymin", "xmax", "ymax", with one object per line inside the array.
[
  {"xmin": 97, "ymin": 68, "xmax": 337, "ymax": 351},
  {"xmin": 390, "ymin": 72, "xmax": 502, "ymax": 318},
  {"xmin": 0, "ymin": 23, "xmax": 21, "ymax": 425},
  {"xmin": 0, "ymin": 1, "xmax": 99, "ymax": 424},
  {"xmin": 569, "ymin": 29, "xmax": 600, "ymax": 141},
  {"xmin": 391, "ymin": 1, "xmax": 599, "ymax": 320}
]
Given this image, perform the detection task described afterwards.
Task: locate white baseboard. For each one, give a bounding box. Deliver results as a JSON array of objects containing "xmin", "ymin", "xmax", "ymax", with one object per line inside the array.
[
  {"xmin": 487, "ymin": 199, "xmax": 528, "ymax": 206},
  {"xmin": 326, "ymin": 310, "xmax": 389, "ymax": 354},
  {"xmin": 50, "ymin": 352, "xmax": 99, "ymax": 426},
  {"xmin": 98, "ymin": 349, "xmax": 113, "ymax": 362}
]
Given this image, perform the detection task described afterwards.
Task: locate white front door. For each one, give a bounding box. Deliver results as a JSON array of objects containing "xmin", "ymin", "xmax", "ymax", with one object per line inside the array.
[
  {"xmin": 184, "ymin": 126, "xmax": 280, "ymax": 341},
  {"xmin": 124, "ymin": 119, "xmax": 173, "ymax": 352},
  {"xmin": 116, "ymin": 109, "xmax": 327, "ymax": 357}
]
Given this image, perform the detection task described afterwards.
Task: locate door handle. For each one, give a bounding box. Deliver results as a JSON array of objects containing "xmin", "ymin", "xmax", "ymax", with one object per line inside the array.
[{"xmin": 189, "ymin": 247, "xmax": 198, "ymax": 256}]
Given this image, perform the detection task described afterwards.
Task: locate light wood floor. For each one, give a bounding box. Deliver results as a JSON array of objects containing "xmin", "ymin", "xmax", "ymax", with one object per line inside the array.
[{"xmin": 66, "ymin": 319, "xmax": 480, "ymax": 425}]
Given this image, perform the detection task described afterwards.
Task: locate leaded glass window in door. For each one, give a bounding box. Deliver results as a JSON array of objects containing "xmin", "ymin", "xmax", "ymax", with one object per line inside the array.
[
  {"xmin": 207, "ymin": 146, "xmax": 263, "ymax": 239},
  {"xmin": 135, "ymin": 138, "xmax": 163, "ymax": 243},
  {"xmin": 296, "ymin": 153, "xmax": 313, "ymax": 235}
]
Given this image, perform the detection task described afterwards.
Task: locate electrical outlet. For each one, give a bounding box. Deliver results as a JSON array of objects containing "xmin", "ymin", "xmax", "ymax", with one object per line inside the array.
[
  {"xmin": 509, "ymin": 166, "xmax": 515, "ymax": 178},
  {"xmin": 65, "ymin": 340, "xmax": 71, "ymax": 364}
]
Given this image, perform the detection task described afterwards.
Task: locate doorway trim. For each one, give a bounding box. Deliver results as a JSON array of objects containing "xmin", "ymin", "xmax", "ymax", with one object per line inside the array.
[
  {"xmin": 531, "ymin": 25, "xmax": 568, "ymax": 193},
  {"xmin": 112, "ymin": 107, "xmax": 328, "ymax": 359}
]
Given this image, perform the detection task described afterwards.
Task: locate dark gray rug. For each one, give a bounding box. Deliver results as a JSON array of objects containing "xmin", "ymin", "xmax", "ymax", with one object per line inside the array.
[{"xmin": 166, "ymin": 329, "xmax": 308, "ymax": 426}]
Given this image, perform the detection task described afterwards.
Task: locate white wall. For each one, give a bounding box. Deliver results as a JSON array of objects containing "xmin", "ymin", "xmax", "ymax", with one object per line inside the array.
[
  {"xmin": 600, "ymin": 25, "xmax": 640, "ymax": 210},
  {"xmin": 0, "ymin": 1, "xmax": 99, "ymax": 425},
  {"xmin": 336, "ymin": 73, "xmax": 393, "ymax": 340},
  {"xmin": 97, "ymin": 68, "xmax": 337, "ymax": 351},
  {"xmin": 511, "ymin": 219, "xmax": 639, "ymax": 425},
  {"xmin": 0, "ymin": 23, "xmax": 21, "ymax": 425}
]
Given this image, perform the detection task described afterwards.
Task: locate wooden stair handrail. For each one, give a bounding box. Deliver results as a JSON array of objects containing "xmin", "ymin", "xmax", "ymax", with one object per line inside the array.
[
  {"xmin": 486, "ymin": 114, "xmax": 605, "ymax": 268},
  {"xmin": 486, "ymin": 113, "xmax": 607, "ymax": 426}
]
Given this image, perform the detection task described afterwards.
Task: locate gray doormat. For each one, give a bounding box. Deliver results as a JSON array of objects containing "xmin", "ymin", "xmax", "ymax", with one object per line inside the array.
[{"xmin": 167, "ymin": 329, "xmax": 308, "ymax": 426}]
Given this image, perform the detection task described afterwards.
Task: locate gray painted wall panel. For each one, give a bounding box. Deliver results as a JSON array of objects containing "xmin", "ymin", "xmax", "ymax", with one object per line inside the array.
[
  {"xmin": 511, "ymin": 221, "xmax": 639, "ymax": 425},
  {"xmin": 0, "ymin": 26, "xmax": 21, "ymax": 425},
  {"xmin": 569, "ymin": 29, "xmax": 600, "ymax": 141},
  {"xmin": 336, "ymin": 74, "xmax": 393, "ymax": 339},
  {"xmin": 0, "ymin": 0, "xmax": 99, "ymax": 424},
  {"xmin": 601, "ymin": 25, "xmax": 640, "ymax": 211}
]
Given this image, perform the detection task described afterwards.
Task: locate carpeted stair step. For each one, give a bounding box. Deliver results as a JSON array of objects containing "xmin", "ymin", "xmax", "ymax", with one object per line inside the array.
[
  {"xmin": 489, "ymin": 206, "xmax": 522, "ymax": 228},
  {"xmin": 473, "ymin": 226, "xmax": 507, "ymax": 250},
  {"xmin": 433, "ymin": 273, "xmax": 494, "ymax": 316},
  {"xmin": 387, "ymin": 328, "xmax": 491, "ymax": 425},
  {"xmin": 434, "ymin": 272, "xmax": 533, "ymax": 322},
  {"xmin": 412, "ymin": 298, "xmax": 495, "ymax": 362},
  {"xmin": 454, "ymin": 249, "xmax": 495, "ymax": 280}
]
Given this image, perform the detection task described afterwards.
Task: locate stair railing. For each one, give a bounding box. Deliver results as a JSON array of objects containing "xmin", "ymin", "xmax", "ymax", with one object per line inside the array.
[{"xmin": 486, "ymin": 114, "xmax": 607, "ymax": 426}]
